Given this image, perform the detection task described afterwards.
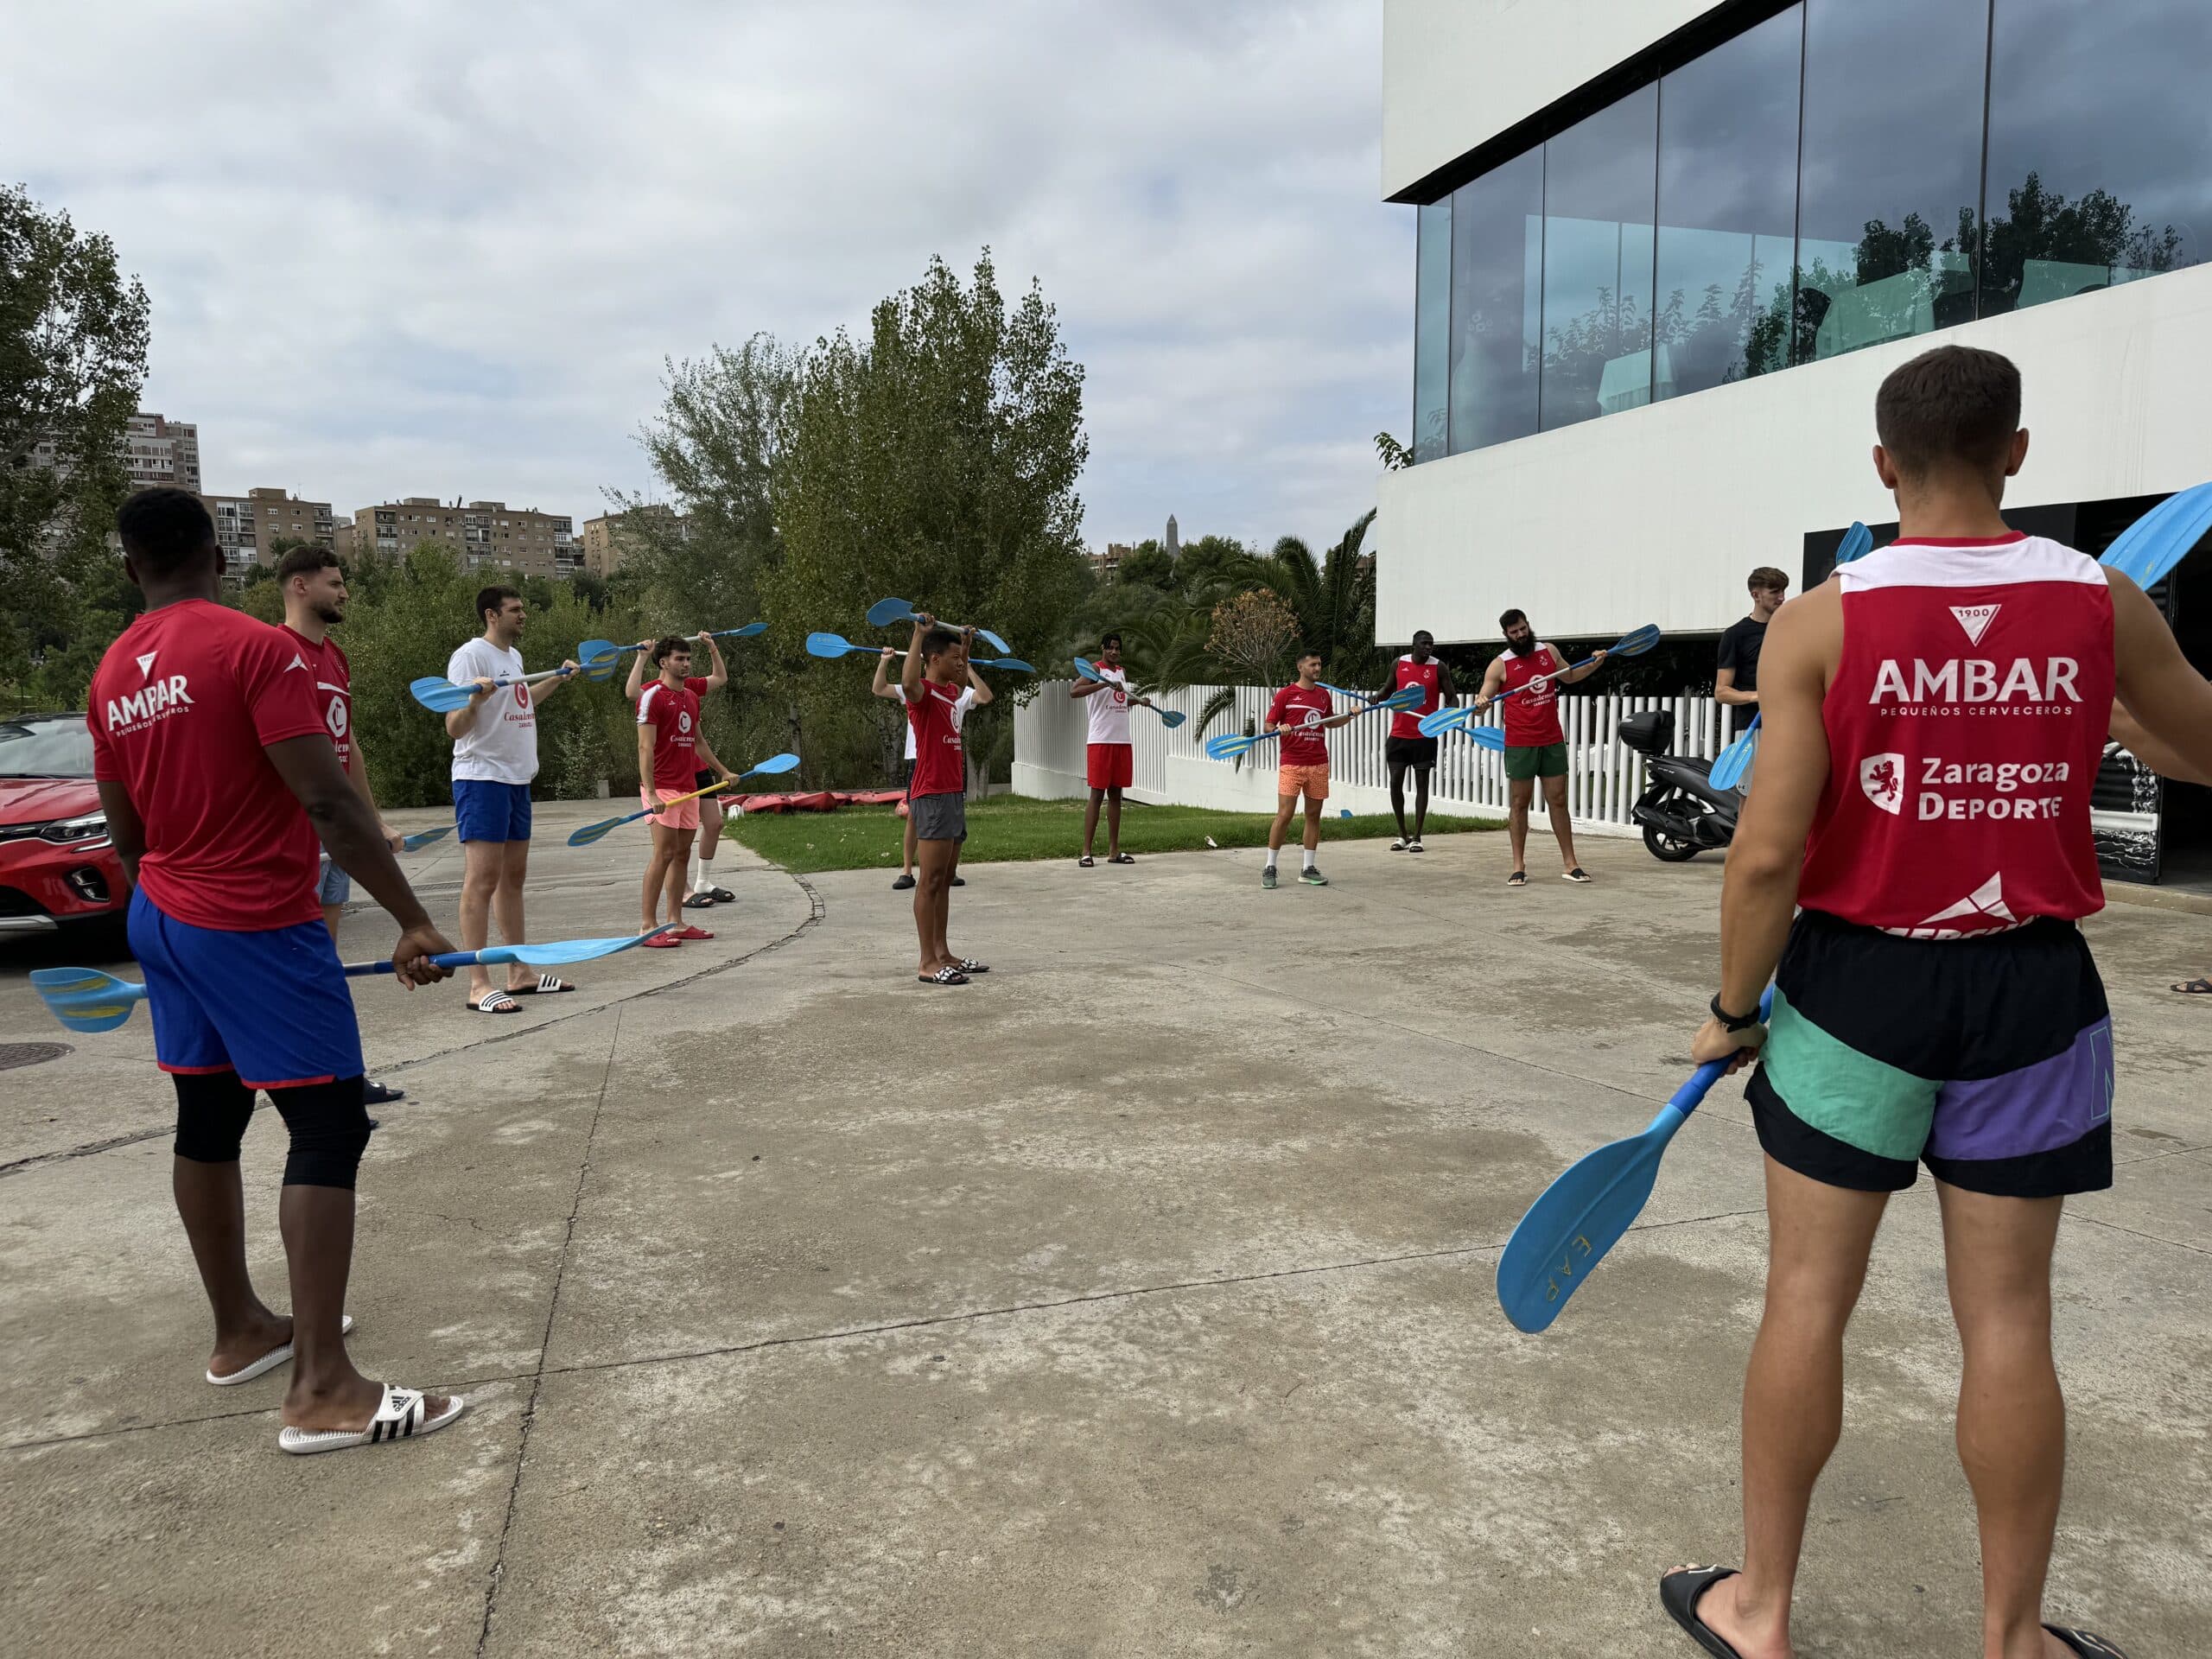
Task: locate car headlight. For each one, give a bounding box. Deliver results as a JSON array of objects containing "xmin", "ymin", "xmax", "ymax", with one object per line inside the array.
[{"xmin": 38, "ymin": 813, "xmax": 111, "ymax": 847}]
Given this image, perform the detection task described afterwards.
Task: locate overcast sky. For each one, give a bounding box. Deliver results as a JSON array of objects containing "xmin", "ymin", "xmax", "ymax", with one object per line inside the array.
[{"xmin": 8, "ymin": 1, "xmax": 1406, "ymax": 552}]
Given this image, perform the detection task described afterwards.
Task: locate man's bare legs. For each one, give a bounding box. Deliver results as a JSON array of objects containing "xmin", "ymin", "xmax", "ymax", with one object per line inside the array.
[
  {"xmin": 642, "ymin": 820, "xmax": 690, "ymax": 930},
  {"xmin": 1541, "ymin": 773, "xmax": 1581, "ymax": 873},
  {"xmin": 1083, "ymin": 787, "xmax": 1104, "ymax": 859},
  {"xmin": 1687, "ymin": 1158, "xmax": 1890, "ymax": 1659},
  {"xmin": 1301, "ymin": 798, "xmax": 1322, "ymax": 853},
  {"xmin": 902, "ymin": 811, "xmax": 918, "ymax": 880},
  {"xmin": 1081, "ymin": 786, "xmax": 1122, "ymax": 860},
  {"xmin": 275, "ymin": 1178, "xmax": 450, "ymax": 1433},
  {"xmin": 1507, "ymin": 778, "xmax": 1533, "ymax": 874},
  {"xmin": 915, "ymin": 836, "xmax": 957, "ymax": 973},
  {"xmin": 494, "ymin": 839, "xmax": 533, "ymax": 992},
  {"xmin": 1938, "ymin": 1182, "xmax": 2075, "ymax": 1659},
  {"xmin": 458, "ymin": 838, "xmax": 504, "ymax": 1001},
  {"xmin": 1267, "ymin": 795, "xmax": 1298, "ymax": 858},
  {"xmin": 175, "ymin": 1154, "xmax": 291, "ymax": 1378}
]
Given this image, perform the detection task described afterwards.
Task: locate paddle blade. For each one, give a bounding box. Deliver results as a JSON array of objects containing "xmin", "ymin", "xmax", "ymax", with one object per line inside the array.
[
  {"xmin": 1417, "ymin": 705, "xmax": 1467, "ymax": 738},
  {"xmin": 974, "ymin": 627, "xmax": 1013, "ymax": 657},
  {"xmin": 1071, "ymin": 657, "xmax": 1102, "ymax": 682},
  {"xmin": 1497, "ymin": 1116, "xmax": 1675, "ymax": 1333},
  {"xmin": 401, "ymin": 826, "xmax": 453, "ymax": 851},
  {"xmin": 1468, "ymin": 725, "xmax": 1505, "ymax": 752},
  {"xmin": 479, "ymin": 929, "xmax": 675, "ymax": 968},
  {"xmin": 1610, "ymin": 623, "xmax": 1662, "ymax": 659},
  {"xmin": 30, "ymin": 968, "xmax": 147, "ymax": 1033},
  {"xmin": 409, "ymin": 676, "xmax": 474, "ymax": 714},
  {"xmin": 2101, "ymin": 480, "xmax": 2212, "ymax": 590},
  {"xmin": 1836, "ymin": 521, "xmax": 1874, "ymax": 565},
  {"xmin": 1205, "ymin": 733, "xmax": 1255, "ymax": 761},
  {"xmin": 1709, "ymin": 718, "xmax": 1759, "ymax": 791},
  {"xmin": 745, "ymin": 751, "xmax": 801, "ymax": 777},
  {"xmin": 988, "ymin": 657, "xmax": 1034, "ymax": 674},
  {"xmin": 720, "ymin": 621, "xmax": 769, "ymax": 639},
  {"xmin": 579, "ymin": 639, "xmax": 628, "ymax": 665},
  {"xmin": 565, "ymin": 815, "xmax": 627, "ymax": 848},
  {"xmin": 806, "ymin": 632, "xmax": 858, "ymax": 659},
  {"xmin": 867, "ymin": 597, "xmax": 917, "ymax": 629},
  {"xmin": 1156, "ymin": 708, "xmax": 1186, "ymax": 728}
]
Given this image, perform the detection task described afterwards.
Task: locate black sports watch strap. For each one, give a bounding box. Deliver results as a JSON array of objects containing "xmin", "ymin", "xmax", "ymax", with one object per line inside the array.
[{"xmin": 1711, "ymin": 993, "xmax": 1763, "ymax": 1033}]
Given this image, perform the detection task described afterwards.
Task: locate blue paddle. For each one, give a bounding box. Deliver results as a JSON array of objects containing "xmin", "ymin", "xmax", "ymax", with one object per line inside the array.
[
  {"xmin": 1421, "ymin": 624, "xmax": 1662, "ymax": 739},
  {"xmin": 1074, "ymin": 658, "xmax": 1185, "ymax": 728},
  {"xmin": 400, "ymin": 826, "xmax": 453, "ymax": 851},
  {"xmin": 566, "ymin": 753, "xmax": 800, "ymax": 847},
  {"xmin": 410, "ymin": 664, "xmax": 575, "ymax": 714},
  {"xmin": 864, "ymin": 598, "xmax": 1013, "ymax": 658},
  {"xmin": 29, "ymin": 928, "xmax": 680, "ymax": 1035},
  {"xmin": 808, "ymin": 632, "xmax": 1030, "ymax": 671},
  {"xmin": 1497, "ymin": 988, "xmax": 1774, "ymax": 1333},
  {"xmin": 1204, "ymin": 684, "xmax": 1424, "ymax": 761},
  {"xmin": 1709, "ymin": 524, "xmax": 1874, "ymax": 790},
  {"xmin": 2100, "ymin": 480, "xmax": 2212, "ymax": 591},
  {"xmin": 579, "ymin": 624, "xmax": 768, "ymax": 683}
]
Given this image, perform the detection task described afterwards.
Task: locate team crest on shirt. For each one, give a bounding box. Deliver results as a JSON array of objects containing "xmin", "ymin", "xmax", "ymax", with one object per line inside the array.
[
  {"xmin": 1860, "ymin": 753, "xmax": 1905, "ymax": 814},
  {"xmin": 1949, "ymin": 603, "xmax": 2000, "ymax": 645},
  {"xmin": 677, "ymin": 710, "xmax": 692, "ymax": 734},
  {"xmin": 326, "ymin": 697, "xmax": 348, "ymax": 739}
]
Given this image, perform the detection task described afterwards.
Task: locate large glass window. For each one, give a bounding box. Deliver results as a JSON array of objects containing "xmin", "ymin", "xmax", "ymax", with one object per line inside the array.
[
  {"xmin": 1413, "ymin": 199, "xmax": 1451, "ymax": 461},
  {"xmin": 1793, "ymin": 0, "xmax": 1986, "ymax": 365},
  {"xmin": 1653, "ymin": 5, "xmax": 1802, "ymax": 401},
  {"xmin": 1448, "ymin": 149, "xmax": 1542, "ymax": 453},
  {"xmin": 1538, "ymin": 85, "xmax": 1657, "ymax": 429},
  {"xmin": 1980, "ymin": 0, "xmax": 2210, "ymax": 317}
]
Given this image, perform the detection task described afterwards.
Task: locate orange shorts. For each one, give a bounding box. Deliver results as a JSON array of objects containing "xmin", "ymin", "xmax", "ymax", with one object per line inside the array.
[
  {"xmin": 1277, "ymin": 763, "xmax": 1330, "ymax": 802},
  {"xmin": 639, "ymin": 789, "xmax": 701, "ymax": 831}
]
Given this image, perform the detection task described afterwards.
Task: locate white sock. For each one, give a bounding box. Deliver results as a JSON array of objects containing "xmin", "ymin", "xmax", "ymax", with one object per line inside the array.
[
  {"xmin": 1263, "ymin": 850, "xmax": 1278, "ymax": 871},
  {"xmin": 696, "ymin": 852, "xmax": 716, "ymax": 892},
  {"xmin": 684, "ymin": 850, "xmax": 702, "ymax": 892},
  {"xmin": 1302, "ymin": 848, "xmax": 1317, "ymax": 870}
]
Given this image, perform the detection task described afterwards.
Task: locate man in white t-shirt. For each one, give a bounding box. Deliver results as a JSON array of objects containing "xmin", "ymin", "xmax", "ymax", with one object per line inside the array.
[
  {"xmin": 873, "ymin": 645, "xmax": 990, "ymax": 892},
  {"xmin": 1070, "ymin": 630, "xmax": 1157, "ymax": 867},
  {"xmin": 444, "ymin": 586, "xmax": 580, "ymax": 1013}
]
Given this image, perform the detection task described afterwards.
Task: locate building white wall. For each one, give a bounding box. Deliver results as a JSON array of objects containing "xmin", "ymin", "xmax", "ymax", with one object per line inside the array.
[
  {"xmin": 1376, "ymin": 263, "xmax": 2212, "ymax": 645},
  {"xmin": 1382, "ymin": 0, "xmax": 1720, "ymax": 198}
]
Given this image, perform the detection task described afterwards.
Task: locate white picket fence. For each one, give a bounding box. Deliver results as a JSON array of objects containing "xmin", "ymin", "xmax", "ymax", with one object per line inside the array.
[{"xmin": 1014, "ymin": 682, "xmax": 1732, "ymax": 836}]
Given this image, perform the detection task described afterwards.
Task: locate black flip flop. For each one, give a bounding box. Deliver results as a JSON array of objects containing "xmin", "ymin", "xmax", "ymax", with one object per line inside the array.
[
  {"xmin": 918, "ymin": 966, "xmax": 969, "ymax": 986},
  {"xmin": 1505, "ymin": 870, "xmax": 1529, "ymax": 887},
  {"xmin": 1659, "ymin": 1566, "xmax": 1745, "ymax": 1658},
  {"xmin": 1078, "ymin": 855, "xmax": 1096, "ymax": 868},
  {"xmin": 1108, "ymin": 853, "xmax": 1135, "ymax": 864},
  {"xmin": 2046, "ymin": 1628, "xmax": 2130, "ymax": 1658},
  {"xmin": 2171, "ymin": 977, "xmax": 2212, "ymax": 995}
]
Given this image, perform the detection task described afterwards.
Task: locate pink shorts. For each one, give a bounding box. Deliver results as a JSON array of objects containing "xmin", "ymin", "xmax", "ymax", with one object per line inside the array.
[
  {"xmin": 640, "ymin": 789, "xmax": 701, "ymax": 831},
  {"xmin": 1278, "ymin": 763, "xmax": 1330, "ymax": 802}
]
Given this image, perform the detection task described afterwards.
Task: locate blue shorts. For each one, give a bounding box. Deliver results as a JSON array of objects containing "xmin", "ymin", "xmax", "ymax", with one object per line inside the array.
[
  {"xmin": 454, "ymin": 779, "xmax": 532, "ymax": 843},
  {"xmin": 128, "ymin": 888, "xmax": 364, "ymax": 1090},
  {"xmin": 316, "ymin": 853, "xmax": 350, "ymax": 906}
]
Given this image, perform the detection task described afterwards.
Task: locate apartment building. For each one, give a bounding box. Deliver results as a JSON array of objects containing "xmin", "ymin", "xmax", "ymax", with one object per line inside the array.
[
  {"xmin": 351, "ymin": 497, "xmax": 583, "ymax": 577},
  {"xmin": 201, "ymin": 487, "xmax": 335, "ymax": 576},
  {"xmin": 121, "ymin": 414, "xmax": 200, "ymax": 493},
  {"xmin": 580, "ymin": 505, "xmax": 689, "ymax": 578}
]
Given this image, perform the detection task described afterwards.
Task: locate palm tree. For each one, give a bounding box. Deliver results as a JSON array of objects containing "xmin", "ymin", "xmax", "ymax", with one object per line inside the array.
[{"xmin": 1262, "ymin": 511, "xmax": 1382, "ymax": 689}]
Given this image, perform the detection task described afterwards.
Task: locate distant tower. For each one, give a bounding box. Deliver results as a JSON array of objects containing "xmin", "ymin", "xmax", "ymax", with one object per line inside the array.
[{"xmin": 1165, "ymin": 514, "xmax": 1179, "ymax": 558}]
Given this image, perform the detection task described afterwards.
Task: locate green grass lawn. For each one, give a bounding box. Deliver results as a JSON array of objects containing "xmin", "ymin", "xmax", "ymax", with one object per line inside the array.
[{"xmin": 723, "ymin": 794, "xmax": 1500, "ymax": 874}]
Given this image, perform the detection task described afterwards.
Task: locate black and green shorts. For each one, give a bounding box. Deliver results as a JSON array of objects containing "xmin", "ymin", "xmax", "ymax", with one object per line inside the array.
[{"xmin": 1749, "ymin": 910, "xmax": 2113, "ymax": 1198}]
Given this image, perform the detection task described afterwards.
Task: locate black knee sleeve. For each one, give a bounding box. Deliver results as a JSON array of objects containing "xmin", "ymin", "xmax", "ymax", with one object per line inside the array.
[
  {"xmin": 173, "ymin": 1071, "xmax": 255, "ymax": 1163},
  {"xmin": 269, "ymin": 1077, "xmax": 373, "ymax": 1190}
]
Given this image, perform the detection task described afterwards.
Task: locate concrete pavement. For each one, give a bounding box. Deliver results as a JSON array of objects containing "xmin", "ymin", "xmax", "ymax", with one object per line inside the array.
[{"xmin": 3, "ymin": 804, "xmax": 2208, "ymax": 1656}]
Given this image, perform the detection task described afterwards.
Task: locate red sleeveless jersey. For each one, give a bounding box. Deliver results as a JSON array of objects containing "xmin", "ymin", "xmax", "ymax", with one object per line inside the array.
[
  {"xmin": 1498, "ymin": 645, "xmax": 1565, "ymax": 747},
  {"xmin": 1390, "ymin": 655, "xmax": 1441, "ymax": 738},
  {"xmin": 1796, "ymin": 534, "xmax": 2113, "ymax": 938}
]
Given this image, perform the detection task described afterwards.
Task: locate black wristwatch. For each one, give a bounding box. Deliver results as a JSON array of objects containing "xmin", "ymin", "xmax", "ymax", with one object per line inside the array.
[{"xmin": 1710, "ymin": 994, "xmax": 1762, "ymax": 1032}]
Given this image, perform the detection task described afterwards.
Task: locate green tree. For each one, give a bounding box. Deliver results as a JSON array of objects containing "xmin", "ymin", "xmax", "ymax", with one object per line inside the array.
[
  {"xmin": 1261, "ymin": 512, "xmax": 1380, "ymax": 686},
  {"xmin": 768, "ymin": 249, "xmax": 1088, "ymax": 789},
  {"xmin": 1, "ymin": 182, "xmax": 151, "ymax": 703}
]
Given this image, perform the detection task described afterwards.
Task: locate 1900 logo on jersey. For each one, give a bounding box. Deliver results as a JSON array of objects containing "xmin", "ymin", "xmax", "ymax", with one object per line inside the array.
[{"xmin": 1860, "ymin": 753, "xmax": 1905, "ymax": 814}]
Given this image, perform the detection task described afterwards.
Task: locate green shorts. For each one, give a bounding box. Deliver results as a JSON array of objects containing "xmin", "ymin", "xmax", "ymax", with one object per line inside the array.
[{"xmin": 1503, "ymin": 741, "xmax": 1567, "ymax": 782}]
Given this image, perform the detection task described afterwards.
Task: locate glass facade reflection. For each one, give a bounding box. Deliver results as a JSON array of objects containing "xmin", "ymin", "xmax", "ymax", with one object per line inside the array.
[{"xmin": 1418, "ymin": 0, "xmax": 2209, "ymax": 460}]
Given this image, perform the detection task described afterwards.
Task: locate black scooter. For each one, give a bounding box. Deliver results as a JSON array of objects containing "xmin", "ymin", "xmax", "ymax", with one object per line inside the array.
[{"xmin": 1620, "ymin": 709, "xmax": 1742, "ymax": 861}]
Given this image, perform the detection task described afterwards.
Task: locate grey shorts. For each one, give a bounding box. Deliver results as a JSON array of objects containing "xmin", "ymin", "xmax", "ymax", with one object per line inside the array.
[
  {"xmin": 316, "ymin": 853, "xmax": 350, "ymax": 906},
  {"xmin": 910, "ymin": 790, "xmax": 967, "ymax": 843}
]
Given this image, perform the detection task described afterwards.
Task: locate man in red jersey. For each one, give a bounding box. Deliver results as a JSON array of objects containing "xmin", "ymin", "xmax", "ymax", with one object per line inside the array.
[
  {"xmin": 1261, "ymin": 649, "xmax": 1357, "ymax": 889},
  {"xmin": 634, "ymin": 636, "xmax": 735, "ymax": 945},
  {"xmin": 1663, "ymin": 346, "xmax": 2212, "ymax": 1659},
  {"xmin": 624, "ymin": 629, "xmax": 732, "ymax": 907},
  {"xmin": 901, "ymin": 616, "xmax": 987, "ymax": 983},
  {"xmin": 1471, "ymin": 610, "xmax": 1607, "ymax": 885},
  {"xmin": 1374, "ymin": 628, "xmax": 1458, "ymax": 852},
  {"xmin": 276, "ymin": 544, "xmax": 407, "ymax": 1109},
  {"xmin": 90, "ymin": 489, "xmax": 464, "ymax": 1457}
]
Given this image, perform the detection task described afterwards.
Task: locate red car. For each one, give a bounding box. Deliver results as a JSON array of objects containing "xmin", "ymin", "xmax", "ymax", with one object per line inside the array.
[{"xmin": 0, "ymin": 713, "xmax": 129, "ymax": 936}]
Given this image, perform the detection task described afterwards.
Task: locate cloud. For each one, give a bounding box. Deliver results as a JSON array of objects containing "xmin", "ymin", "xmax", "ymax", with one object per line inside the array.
[{"xmin": 6, "ymin": 0, "xmax": 1405, "ymax": 551}]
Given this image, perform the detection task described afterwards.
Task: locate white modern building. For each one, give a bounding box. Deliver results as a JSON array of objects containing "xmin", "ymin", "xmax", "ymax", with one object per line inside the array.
[{"xmin": 1376, "ymin": 0, "xmax": 2212, "ymax": 650}]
